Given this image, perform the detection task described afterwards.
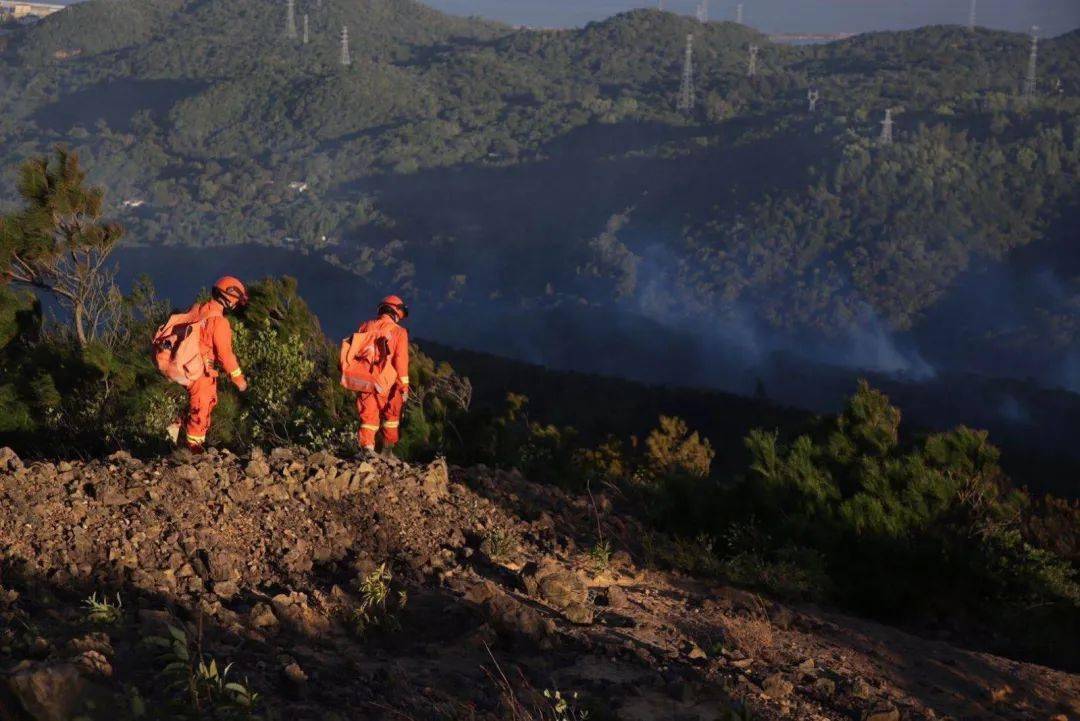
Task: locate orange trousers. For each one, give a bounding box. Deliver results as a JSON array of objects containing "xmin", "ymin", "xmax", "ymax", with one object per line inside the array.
[
  {"xmin": 357, "ymin": 389, "xmax": 404, "ymax": 449},
  {"xmin": 184, "ymin": 376, "xmax": 218, "ymax": 448}
]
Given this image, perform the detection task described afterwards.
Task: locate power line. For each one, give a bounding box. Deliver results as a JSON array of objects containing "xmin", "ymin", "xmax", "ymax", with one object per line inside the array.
[
  {"xmin": 1023, "ymin": 25, "xmax": 1039, "ymax": 102},
  {"xmin": 880, "ymin": 108, "xmax": 894, "ymax": 145},
  {"xmin": 285, "ymin": 0, "xmax": 297, "ymax": 40},
  {"xmin": 340, "ymin": 25, "xmax": 351, "ymax": 67},
  {"xmin": 677, "ymin": 33, "xmax": 695, "ymax": 113}
]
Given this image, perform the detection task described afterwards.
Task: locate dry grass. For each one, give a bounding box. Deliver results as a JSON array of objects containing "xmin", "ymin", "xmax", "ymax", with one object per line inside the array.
[
  {"xmin": 719, "ymin": 611, "xmax": 776, "ymax": 656},
  {"xmin": 482, "ymin": 644, "xmax": 590, "ymax": 721}
]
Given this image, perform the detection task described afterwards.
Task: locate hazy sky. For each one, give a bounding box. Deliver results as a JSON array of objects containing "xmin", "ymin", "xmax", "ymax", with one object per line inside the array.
[{"xmin": 425, "ymin": 0, "xmax": 1080, "ymax": 36}]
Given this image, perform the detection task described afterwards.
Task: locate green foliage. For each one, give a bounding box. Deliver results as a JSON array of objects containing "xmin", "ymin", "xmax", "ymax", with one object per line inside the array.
[
  {"xmin": 728, "ymin": 381, "xmax": 1079, "ymax": 664},
  {"xmin": 395, "ymin": 349, "xmax": 473, "ymax": 459},
  {"xmin": 542, "ymin": 688, "xmax": 590, "ymax": 721},
  {"xmin": 0, "ymin": 148, "xmax": 124, "ymax": 347},
  {"xmin": 3, "ymin": 8, "xmax": 1075, "ymax": 376},
  {"xmin": 571, "ymin": 437, "xmax": 631, "ymax": 487},
  {"xmin": 644, "ymin": 415, "xmax": 715, "ymax": 480},
  {"xmin": 655, "ymin": 533, "xmax": 724, "ymax": 578},
  {"xmin": 631, "ymin": 416, "xmax": 717, "ymax": 530},
  {"xmin": 349, "ymin": 563, "xmax": 407, "ymax": 636},
  {"xmin": 0, "ymin": 286, "xmax": 38, "ymax": 351},
  {"xmin": 679, "ymin": 121, "xmax": 1079, "ymax": 340},
  {"xmin": 1023, "ymin": 495, "xmax": 1080, "ymax": 564},
  {"xmin": 587, "ymin": 540, "xmax": 612, "ymax": 574},
  {"xmin": 143, "ymin": 624, "xmax": 260, "ymax": 717},
  {"xmin": 232, "ymin": 323, "xmax": 318, "ymax": 445},
  {"xmin": 468, "ymin": 393, "xmax": 584, "ymax": 487},
  {"xmin": 722, "ymin": 545, "xmax": 830, "ymax": 601},
  {"xmin": 82, "ymin": 592, "xmax": 122, "ymax": 625}
]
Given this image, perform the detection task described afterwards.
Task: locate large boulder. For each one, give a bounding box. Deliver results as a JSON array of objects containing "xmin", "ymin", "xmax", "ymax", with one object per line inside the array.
[
  {"xmin": 421, "ymin": 459, "xmax": 450, "ymax": 501},
  {"xmin": 0, "ymin": 447, "xmax": 24, "ymax": 473},
  {"xmin": 6, "ymin": 662, "xmax": 86, "ymax": 721},
  {"xmin": 762, "ymin": 672, "xmax": 793, "ymax": 700},
  {"xmin": 270, "ymin": 592, "xmax": 333, "ymax": 636},
  {"xmin": 521, "ymin": 559, "xmax": 593, "ymax": 625},
  {"xmin": 863, "ymin": 704, "xmax": 900, "ymax": 721},
  {"xmin": 464, "ymin": 581, "xmax": 556, "ymax": 646}
]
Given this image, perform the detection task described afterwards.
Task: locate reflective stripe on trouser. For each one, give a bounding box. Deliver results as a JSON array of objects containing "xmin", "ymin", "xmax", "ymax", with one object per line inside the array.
[
  {"xmin": 184, "ymin": 375, "xmax": 218, "ymax": 446},
  {"xmin": 356, "ymin": 389, "xmax": 404, "ymax": 447}
]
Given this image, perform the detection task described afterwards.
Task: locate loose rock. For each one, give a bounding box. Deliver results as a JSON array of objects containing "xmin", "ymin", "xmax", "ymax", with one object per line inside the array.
[{"xmin": 7, "ymin": 662, "xmax": 86, "ymax": 721}]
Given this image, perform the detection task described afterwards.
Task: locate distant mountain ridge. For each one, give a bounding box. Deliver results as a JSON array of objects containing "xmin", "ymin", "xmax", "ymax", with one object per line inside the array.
[{"xmin": 0, "ymin": 1, "xmax": 1077, "ymax": 397}]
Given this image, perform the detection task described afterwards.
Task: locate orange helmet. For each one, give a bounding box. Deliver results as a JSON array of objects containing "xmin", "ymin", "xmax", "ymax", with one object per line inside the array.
[
  {"xmin": 378, "ymin": 294, "xmax": 409, "ymax": 320},
  {"xmin": 212, "ymin": 276, "xmax": 248, "ymax": 309}
]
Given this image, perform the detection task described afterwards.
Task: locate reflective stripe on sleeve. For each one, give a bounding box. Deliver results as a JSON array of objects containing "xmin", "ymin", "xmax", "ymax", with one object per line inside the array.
[
  {"xmin": 230, "ymin": 368, "xmax": 243, "ymax": 378},
  {"xmin": 399, "ymin": 376, "xmax": 409, "ymax": 385}
]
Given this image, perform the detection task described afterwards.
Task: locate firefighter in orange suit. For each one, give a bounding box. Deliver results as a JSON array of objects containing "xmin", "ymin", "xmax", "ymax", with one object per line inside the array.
[
  {"xmin": 356, "ymin": 295, "xmax": 410, "ymax": 455},
  {"xmin": 169, "ymin": 276, "xmax": 250, "ymax": 452}
]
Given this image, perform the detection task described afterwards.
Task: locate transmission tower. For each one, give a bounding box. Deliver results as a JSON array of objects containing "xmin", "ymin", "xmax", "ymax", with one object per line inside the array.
[
  {"xmin": 677, "ymin": 34, "xmax": 695, "ymax": 113},
  {"xmin": 696, "ymin": 0, "xmax": 708, "ymax": 23},
  {"xmin": 1023, "ymin": 26, "xmax": 1039, "ymax": 102},
  {"xmin": 285, "ymin": 0, "xmax": 297, "ymax": 40},
  {"xmin": 807, "ymin": 88, "xmax": 819, "ymax": 112},
  {"xmin": 302, "ymin": 13, "xmax": 309, "ymax": 44},
  {"xmin": 967, "ymin": 0, "xmax": 976, "ymax": 31},
  {"xmin": 880, "ymin": 109, "xmax": 894, "ymax": 145},
  {"xmin": 736, "ymin": 3, "xmax": 743, "ymax": 25},
  {"xmin": 340, "ymin": 25, "xmax": 351, "ymax": 67},
  {"xmin": 747, "ymin": 44, "xmax": 759, "ymax": 78}
]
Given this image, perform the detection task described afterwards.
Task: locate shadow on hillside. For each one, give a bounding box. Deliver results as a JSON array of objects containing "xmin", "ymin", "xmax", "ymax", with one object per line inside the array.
[
  {"xmin": 32, "ymin": 79, "xmax": 208, "ymax": 133},
  {"xmin": 806, "ymin": 610, "xmax": 1079, "ymax": 719},
  {"xmin": 346, "ymin": 117, "xmax": 821, "ymax": 300},
  {"xmin": 0, "ymin": 557, "xmax": 525, "ymax": 719}
]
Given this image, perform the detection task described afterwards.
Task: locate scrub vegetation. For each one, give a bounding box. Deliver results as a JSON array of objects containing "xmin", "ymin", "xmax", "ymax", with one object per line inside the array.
[{"xmin": 2, "ymin": 151, "xmax": 1077, "ymax": 671}]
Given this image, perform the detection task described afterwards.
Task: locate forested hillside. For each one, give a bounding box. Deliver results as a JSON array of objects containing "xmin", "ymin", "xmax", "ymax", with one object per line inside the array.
[{"xmin": 0, "ymin": 1, "xmax": 1077, "ymax": 389}]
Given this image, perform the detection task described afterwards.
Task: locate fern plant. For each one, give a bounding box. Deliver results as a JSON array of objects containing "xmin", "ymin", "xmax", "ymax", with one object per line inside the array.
[{"xmin": 143, "ymin": 624, "xmax": 259, "ymax": 716}]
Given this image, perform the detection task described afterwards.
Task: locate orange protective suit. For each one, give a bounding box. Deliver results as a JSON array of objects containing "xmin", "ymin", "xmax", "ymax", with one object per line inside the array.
[
  {"xmin": 184, "ymin": 300, "xmax": 245, "ymax": 450},
  {"xmin": 354, "ymin": 315, "xmax": 409, "ymax": 449}
]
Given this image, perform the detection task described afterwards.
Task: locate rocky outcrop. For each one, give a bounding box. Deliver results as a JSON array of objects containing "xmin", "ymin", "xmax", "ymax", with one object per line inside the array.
[
  {"xmin": 1, "ymin": 446, "xmax": 1077, "ymax": 721},
  {"xmin": 520, "ymin": 558, "xmax": 593, "ymax": 624}
]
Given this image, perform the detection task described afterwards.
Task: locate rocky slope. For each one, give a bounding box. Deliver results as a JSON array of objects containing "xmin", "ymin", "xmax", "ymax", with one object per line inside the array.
[{"xmin": 0, "ymin": 446, "xmax": 1076, "ymax": 720}]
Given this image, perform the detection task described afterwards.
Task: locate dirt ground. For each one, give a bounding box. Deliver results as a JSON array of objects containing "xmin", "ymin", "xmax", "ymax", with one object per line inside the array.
[{"xmin": 1, "ymin": 446, "xmax": 1076, "ymax": 720}]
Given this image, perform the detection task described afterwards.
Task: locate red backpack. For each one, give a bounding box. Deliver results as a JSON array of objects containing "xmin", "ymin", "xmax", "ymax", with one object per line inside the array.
[
  {"xmin": 151, "ymin": 304, "xmax": 220, "ymax": 387},
  {"xmin": 340, "ymin": 319, "xmax": 398, "ymax": 395}
]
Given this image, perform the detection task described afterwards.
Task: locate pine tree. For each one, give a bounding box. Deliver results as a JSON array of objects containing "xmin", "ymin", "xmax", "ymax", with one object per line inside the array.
[{"xmin": 0, "ymin": 148, "xmax": 123, "ymax": 347}]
